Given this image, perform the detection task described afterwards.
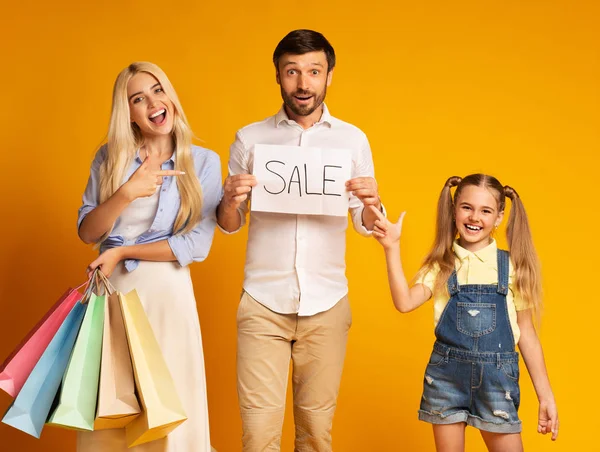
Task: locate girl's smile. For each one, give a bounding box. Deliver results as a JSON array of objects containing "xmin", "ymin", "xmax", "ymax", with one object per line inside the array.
[{"xmin": 454, "ymin": 185, "xmax": 503, "ymax": 252}]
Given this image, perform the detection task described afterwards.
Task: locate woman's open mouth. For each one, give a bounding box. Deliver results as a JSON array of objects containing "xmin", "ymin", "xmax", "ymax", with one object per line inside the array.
[{"xmin": 149, "ymin": 108, "xmax": 167, "ymax": 125}]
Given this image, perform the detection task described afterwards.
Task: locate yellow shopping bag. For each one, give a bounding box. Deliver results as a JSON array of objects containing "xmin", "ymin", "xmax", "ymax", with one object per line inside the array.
[{"xmin": 117, "ymin": 287, "xmax": 186, "ymax": 447}]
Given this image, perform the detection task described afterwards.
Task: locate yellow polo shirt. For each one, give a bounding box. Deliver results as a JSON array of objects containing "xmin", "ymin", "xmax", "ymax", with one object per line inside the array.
[{"xmin": 417, "ymin": 239, "xmax": 531, "ymax": 344}]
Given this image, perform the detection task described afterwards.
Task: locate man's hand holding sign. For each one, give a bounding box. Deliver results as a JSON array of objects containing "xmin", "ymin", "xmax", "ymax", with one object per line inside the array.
[
  {"xmin": 345, "ymin": 175, "xmax": 382, "ymax": 231},
  {"xmin": 218, "ymin": 174, "xmax": 257, "ymax": 232}
]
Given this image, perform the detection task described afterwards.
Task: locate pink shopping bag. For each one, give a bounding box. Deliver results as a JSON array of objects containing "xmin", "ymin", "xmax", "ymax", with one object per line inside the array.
[{"xmin": 0, "ymin": 281, "xmax": 86, "ymax": 397}]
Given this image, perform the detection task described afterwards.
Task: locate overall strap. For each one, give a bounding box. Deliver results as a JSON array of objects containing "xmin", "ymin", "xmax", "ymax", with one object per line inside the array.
[
  {"xmin": 496, "ymin": 249, "xmax": 510, "ymax": 295},
  {"xmin": 447, "ymin": 270, "xmax": 460, "ymax": 296}
]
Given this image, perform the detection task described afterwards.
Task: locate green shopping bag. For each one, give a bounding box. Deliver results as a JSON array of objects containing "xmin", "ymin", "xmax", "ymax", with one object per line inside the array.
[{"xmin": 46, "ymin": 275, "xmax": 105, "ymax": 431}]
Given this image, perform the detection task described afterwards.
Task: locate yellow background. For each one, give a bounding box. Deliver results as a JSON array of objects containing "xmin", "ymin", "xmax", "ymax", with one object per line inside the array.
[{"xmin": 0, "ymin": 1, "xmax": 597, "ymax": 450}]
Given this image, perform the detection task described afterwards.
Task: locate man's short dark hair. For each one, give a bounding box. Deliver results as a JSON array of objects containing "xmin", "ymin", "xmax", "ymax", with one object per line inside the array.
[{"xmin": 273, "ymin": 29, "xmax": 336, "ymax": 73}]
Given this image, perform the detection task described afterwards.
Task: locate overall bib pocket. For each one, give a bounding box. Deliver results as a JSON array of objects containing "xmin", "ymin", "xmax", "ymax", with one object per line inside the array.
[{"xmin": 457, "ymin": 302, "xmax": 496, "ymax": 337}]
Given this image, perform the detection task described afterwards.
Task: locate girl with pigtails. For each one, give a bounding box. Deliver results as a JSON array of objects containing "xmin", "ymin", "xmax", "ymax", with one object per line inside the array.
[{"xmin": 370, "ymin": 174, "xmax": 558, "ymax": 451}]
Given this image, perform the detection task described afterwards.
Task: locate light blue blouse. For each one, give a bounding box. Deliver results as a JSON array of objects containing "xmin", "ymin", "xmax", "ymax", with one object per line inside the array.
[{"xmin": 78, "ymin": 144, "xmax": 223, "ymax": 271}]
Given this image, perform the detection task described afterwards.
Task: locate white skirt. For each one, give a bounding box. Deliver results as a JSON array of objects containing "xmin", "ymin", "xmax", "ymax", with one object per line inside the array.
[{"xmin": 77, "ymin": 260, "xmax": 213, "ymax": 452}]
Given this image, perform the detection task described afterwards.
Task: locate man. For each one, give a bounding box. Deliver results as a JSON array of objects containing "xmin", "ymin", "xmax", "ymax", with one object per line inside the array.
[{"xmin": 217, "ymin": 29, "xmax": 383, "ymax": 451}]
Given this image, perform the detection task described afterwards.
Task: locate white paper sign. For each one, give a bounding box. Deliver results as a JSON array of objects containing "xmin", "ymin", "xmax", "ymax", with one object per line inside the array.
[{"xmin": 251, "ymin": 144, "xmax": 352, "ymax": 216}]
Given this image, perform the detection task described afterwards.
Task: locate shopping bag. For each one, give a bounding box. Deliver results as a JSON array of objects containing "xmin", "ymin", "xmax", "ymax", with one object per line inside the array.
[
  {"xmin": 1, "ymin": 300, "xmax": 88, "ymax": 438},
  {"xmin": 0, "ymin": 286, "xmax": 84, "ymax": 397},
  {"xmin": 117, "ymin": 284, "xmax": 186, "ymax": 447},
  {"xmin": 94, "ymin": 281, "xmax": 140, "ymax": 430},
  {"xmin": 47, "ymin": 286, "xmax": 105, "ymax": 431}
]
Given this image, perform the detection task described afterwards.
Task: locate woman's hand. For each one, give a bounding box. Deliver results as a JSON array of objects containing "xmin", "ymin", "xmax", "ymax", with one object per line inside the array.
[
  {"xmin": 120, "ymin": 153, "xmax": 184, "ymax": 201},
  {"xmin": 87, "ymin": 247, "xmax": 124, "ymax": 278}
]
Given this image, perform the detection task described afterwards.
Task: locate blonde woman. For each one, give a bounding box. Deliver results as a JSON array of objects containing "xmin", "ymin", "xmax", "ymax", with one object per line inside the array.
[{"xmin": 76, "ymin": 62, "xmax": 221, "ymax": 451}]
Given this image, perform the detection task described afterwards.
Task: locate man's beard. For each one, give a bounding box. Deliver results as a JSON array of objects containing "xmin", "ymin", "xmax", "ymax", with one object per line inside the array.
[{"xmin": 281, "ymin": 86, "xmax": 327, "ymax": 117}]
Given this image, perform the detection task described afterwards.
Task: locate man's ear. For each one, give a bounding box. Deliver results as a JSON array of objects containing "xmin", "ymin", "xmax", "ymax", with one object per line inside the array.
[{"xmin": 326, "ymin": 69, "xmax": 333, "ymax": 87}]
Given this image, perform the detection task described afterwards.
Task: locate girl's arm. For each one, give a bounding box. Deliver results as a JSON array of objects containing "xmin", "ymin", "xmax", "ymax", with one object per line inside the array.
[
  {"xmin": 371, "ymin": 206, "xmax": 432, "ymax": 313},
  {"xmin": 517, "ymin": 309, "xmax": 559, "ymax": 441}
]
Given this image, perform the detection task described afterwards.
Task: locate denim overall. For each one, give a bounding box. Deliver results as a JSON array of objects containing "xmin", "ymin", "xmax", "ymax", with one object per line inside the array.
[{"xmin": 418, "ymin": 250, "xmax": 522, "ymax": 433}]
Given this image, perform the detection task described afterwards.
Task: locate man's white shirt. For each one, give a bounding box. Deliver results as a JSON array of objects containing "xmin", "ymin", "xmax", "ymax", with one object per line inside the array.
[{"xmin": 222, "ymin": 104, "xmax": 382, "ymax": 316}]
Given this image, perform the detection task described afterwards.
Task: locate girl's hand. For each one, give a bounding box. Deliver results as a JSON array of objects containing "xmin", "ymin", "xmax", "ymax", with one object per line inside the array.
[
  {"xmin": 121, "ymin": 153, "xmax": 184, "ymax": 201},
  {"xmin": 370, "ymin": 205, "xmax": 405, "ymax": 250},
  {"xmin": 538, "ymin": 398, "xmax": 559, "ymax": 441},
  {"xmin": 87, "ymin": 247, "xmax": 124, "ymax": 278}
]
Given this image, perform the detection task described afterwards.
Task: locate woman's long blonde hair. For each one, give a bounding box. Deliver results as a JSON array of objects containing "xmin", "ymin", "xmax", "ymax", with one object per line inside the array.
[
  {"xmin": 98, "ymin": 62, "xmax": 202, "ymax": 236},
  {"xmin": 417, "ymin": 174, "xmax": 542, "ymax": 317}
]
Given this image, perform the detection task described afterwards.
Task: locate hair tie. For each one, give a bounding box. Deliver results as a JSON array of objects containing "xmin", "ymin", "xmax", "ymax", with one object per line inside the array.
[
  {"xmin": 445, "ymin": 176, "xmax": 462, "ymax": 188},
  {"xmin": 504, "ymin": 185, "xmax": 519, "ymax": 199}
]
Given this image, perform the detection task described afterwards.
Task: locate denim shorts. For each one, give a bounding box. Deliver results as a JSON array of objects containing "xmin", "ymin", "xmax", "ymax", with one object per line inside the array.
[{"xmin": 418, "ymin": 342, "xmax": 522, "ymax": 434}]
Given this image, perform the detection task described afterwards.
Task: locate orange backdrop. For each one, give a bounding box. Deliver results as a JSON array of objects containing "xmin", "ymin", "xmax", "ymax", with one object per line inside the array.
[{"xmin": 1, "ymin": 1, "xmax": 598, "ymax": 450}]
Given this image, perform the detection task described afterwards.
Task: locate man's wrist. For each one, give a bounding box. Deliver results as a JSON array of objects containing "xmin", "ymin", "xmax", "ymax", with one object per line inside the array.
[
  {"xmin": 384, "ymin": 242, "xmax": 400, "ymax": 253},
  {"xmin": 219, "ymin": 197, "xmax": 240, "ymax": 213}
]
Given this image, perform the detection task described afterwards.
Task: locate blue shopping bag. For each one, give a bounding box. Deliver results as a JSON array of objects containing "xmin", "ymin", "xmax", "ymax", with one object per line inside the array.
[{"xmin": 1, "ymin": 300, "xmax": 87, "ymax": 438}]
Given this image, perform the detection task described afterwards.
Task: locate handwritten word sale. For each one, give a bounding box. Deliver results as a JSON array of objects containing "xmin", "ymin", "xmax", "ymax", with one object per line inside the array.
[
  {"xmin": 263, "ymin": 161, "xmax": 343, "ymax": 197},
  {"xmin": 252, "ymin": 144, "xmax": 352, "ymax": 217}
]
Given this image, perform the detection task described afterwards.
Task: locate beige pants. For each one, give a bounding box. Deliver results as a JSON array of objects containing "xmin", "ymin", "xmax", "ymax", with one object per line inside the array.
[{"xmin": 237, "ymin": 292, "xmax": 352, "ymax": 452}]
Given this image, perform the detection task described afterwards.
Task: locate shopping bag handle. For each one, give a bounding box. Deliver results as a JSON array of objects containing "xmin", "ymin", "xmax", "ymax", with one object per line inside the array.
[
  {"xmin": 74, "ymin": 273, "xmax": 93, "ymax": 292},
  {"xmin": 96, "ymin": 270, "xmax": 116, "ymax": 295},
  {"xmin": 79, "ymin": 268, "xmax": 102, "ymax": 303},
  {"xmin": 73, "ymin": 268, "xmax": 98, "ymax": 300}
]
